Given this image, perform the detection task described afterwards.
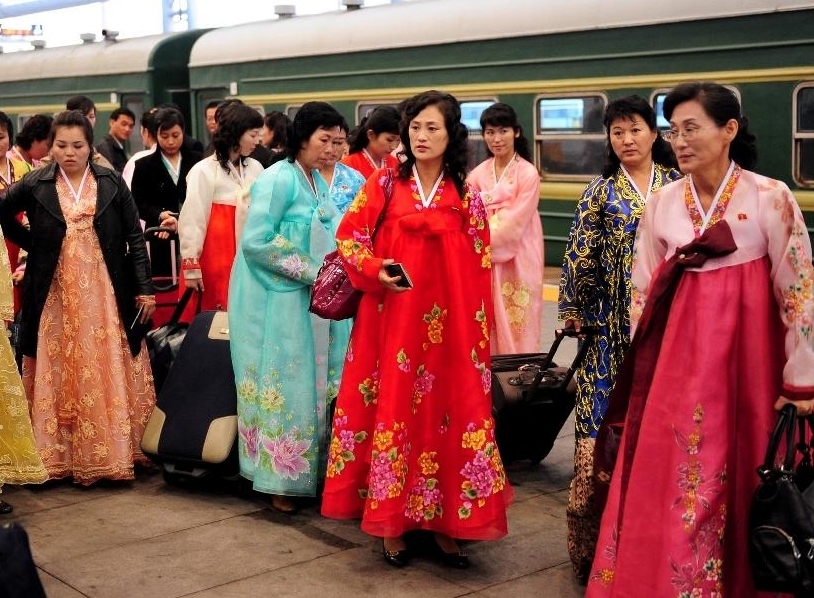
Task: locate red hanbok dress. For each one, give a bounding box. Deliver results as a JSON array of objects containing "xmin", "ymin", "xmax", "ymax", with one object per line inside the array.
[
  {"xmin": 586, "ymin": 164, "xmax": 814, "ymax": 597},
  {"xmin": 340, "ymin": 151, "xmax": 399, "ymax": 182},
  {"xmin": 321, "ymin": 169, "xmax": 513, "ymax": 540}
]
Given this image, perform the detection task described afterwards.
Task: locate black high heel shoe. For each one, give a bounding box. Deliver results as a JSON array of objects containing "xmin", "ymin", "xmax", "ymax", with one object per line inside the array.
[
  {"xmin": 382, "ymin": 539, "xmax": 410, "ymax": 568},
  {"xmin": 432, "ymin": 535, "xmax": 469, "ymax": 569},
  {"xmin": 0, "ymin": 500, "xmax": 13, "ymax": 515}
]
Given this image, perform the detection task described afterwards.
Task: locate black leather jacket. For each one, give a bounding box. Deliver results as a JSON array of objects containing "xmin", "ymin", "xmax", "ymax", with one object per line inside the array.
[{"xmin": 0, "ymin": 162, "xmax": 153, "ymax": 357}]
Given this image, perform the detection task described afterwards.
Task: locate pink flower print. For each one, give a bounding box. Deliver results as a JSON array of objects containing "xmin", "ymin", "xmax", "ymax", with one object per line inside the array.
[
  {"xmin": 262, "ymin": 431, "xmax": 312, "ymax": 480},
  {"xmin": 279, "ymin": 253, "xmax": 308, "ymax": 279},
  {"xmin": 414, "ymin": 369, "xmax": 435, "ymax": 395},
  {"xmin": 239, "ymin": 423, "xmax": 259, "ymax": 462},
  {"xmin": 480, "ymin": 367, "xmax": 491, "ymax": 393},
  {"xmin": 369, "ymin": 451, "xmax": 399, "ymax": 502}
]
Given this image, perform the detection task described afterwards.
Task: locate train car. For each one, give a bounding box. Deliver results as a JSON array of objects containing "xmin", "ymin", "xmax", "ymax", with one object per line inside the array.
[
  {"xmin": 188, "ymin": 0, "xmax": 814, "ymax": 265},
  {"xmin": 0, "ymin": 29, "xmax": 207, "ymax": 152}
]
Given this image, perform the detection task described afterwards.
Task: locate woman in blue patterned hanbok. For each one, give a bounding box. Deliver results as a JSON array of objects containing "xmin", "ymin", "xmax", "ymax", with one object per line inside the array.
[
  {"xmin": 558, "ymin": 96, "xmax": 680, "ymax": 581},
  {"xmin": 228, "ymin": 102, "xmax": 351, "ymax": 513},
  {"xmin": 319, "ymin": 120, "xmax": 366, "ymax": 215}
]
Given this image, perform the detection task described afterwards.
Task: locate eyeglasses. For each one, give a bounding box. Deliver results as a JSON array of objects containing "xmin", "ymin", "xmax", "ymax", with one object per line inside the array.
[{"xmin": 662, "ymin": 125, "xmax": 717, "ymax": 143}]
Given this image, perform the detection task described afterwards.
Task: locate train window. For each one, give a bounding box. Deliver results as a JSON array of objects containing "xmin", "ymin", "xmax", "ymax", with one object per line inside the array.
[
  {"xmin": 355, "ymin": 102, "xmax": 398, "ymax": 124},
  {"xmin": 651, "ymin": 86, "xmax": 741, "ymax": 132},
  {"xmin": 794, "ymin": 84, "xmax": 814, "ymax": 187},
  {"xmin": 534, "ymin": 94, "xmax": 606, "ymax": 180},
  {"xmin": 460, "ymin": 100, "xmax": 494, "ymax": 172}
]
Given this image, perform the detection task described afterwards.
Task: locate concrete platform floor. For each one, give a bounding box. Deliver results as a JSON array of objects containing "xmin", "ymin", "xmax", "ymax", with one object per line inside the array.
[{"xmin": 3, "ymin": 270, "xmax": 586, "ymax": 598}]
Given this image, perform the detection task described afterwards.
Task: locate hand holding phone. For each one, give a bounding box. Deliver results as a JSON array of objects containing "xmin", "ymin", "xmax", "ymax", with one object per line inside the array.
[{"xmin": 384, "ymin": 262, "xmax": 413, "ymax": 289}]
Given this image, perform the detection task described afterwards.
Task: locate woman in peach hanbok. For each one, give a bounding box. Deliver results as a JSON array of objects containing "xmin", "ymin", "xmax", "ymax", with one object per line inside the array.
[
  {"xmin": 0, "ymin": 110, "xmax": 156, "ymax": 486},
  {"xmin": 467, "ymin": 103, "xmax": 543, "ymax": 354}
]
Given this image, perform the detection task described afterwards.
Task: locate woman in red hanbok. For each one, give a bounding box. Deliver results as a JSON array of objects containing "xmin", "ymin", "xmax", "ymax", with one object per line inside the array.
[
  {"xmin": 340, "ymin": 105, "xmax": 400, "ymax": 181},
  {"xmin": 322, "ymin": 91, "xmax": 513, "ymax": 569},
  {"xmin": 586, "ymin": 83, "xmax": 814, "ymax": 598}
]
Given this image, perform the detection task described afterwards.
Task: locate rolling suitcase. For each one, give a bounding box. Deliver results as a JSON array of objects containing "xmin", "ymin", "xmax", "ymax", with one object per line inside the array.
[
  {"xmin": 492, "ymin": 327, "xmax": 595, "ymax": 464},
  {"xmin": 141, "ymin": 310, "xmax": 239, "ymax": 483},
  {"xmin": 144, "ymin": 226, "xmax": 181, "ymax": 328}
]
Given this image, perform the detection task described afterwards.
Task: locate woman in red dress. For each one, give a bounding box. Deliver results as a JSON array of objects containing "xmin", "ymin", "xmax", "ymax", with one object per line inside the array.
[
  {"xmin": 340, "ymin": 105, "xmax": 400, "ymax": 180},
  {"xmin": 321, "ymin": 90, "xmax": 513, "ymax": 569}
]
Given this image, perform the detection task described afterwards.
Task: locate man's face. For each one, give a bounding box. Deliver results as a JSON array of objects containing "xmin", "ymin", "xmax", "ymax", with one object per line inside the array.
[
  {"xmin": 110, "ymin": 114, "xmax": 135, "ymax": 143},
  {"xmin": 205, "ymin": 107, "xmax": 218, "ymax": 135}
]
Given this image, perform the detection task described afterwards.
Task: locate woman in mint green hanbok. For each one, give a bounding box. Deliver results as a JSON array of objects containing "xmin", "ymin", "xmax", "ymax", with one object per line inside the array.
[{"xmin": 228, "ymin": 102, "xmax": 351, "ymax": 513}]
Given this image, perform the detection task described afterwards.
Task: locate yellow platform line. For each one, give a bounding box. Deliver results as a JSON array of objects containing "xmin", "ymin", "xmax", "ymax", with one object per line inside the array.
[{"xmin": 543, "ymin": 283, "xmax": 558, "ymax": 302}]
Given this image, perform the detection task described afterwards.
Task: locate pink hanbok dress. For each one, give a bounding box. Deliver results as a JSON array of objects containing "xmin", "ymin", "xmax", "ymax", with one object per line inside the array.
[
  {"xmin": 586, "ymin": 164, "xmax": 814, "ymax": 598},
  {"xmin": 467, "ymin": 155, "xmax": 543, "ymax": 353}
]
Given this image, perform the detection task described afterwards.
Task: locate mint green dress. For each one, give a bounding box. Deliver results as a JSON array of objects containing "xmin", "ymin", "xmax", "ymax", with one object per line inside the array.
[{"xmin": 228, "ymin": 160, "xmax": 350, "ymax": 496}]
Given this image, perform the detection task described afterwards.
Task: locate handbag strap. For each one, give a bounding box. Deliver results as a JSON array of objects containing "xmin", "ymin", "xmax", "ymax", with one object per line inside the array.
[
  {"xmin": 369, "ymin": 168, "xmax": 395, "ymax": 245},
  {"xmin": 759, "ymin": 403, "xmax": 798, "ymax": 479},
  {"xmin": 167, "ymin": 288, "xmax": 202, "ymax": 325}
]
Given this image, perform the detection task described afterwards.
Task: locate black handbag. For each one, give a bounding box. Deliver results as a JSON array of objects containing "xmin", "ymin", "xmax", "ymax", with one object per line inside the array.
[
  {"xmin": 146, "ymin": 288, "xmax": 201, "ymax": 393},
  {"xmin": 0, "ymin": 523, "xmax": 47, "ymax": 598},
  {"xmin": 748, "ymin": 403, "xmax": 814, "ymax": 594}
]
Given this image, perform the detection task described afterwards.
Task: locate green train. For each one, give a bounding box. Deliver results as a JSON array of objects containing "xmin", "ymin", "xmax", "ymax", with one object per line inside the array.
[{"xmin": 2, "ymin": 0, "xmax": 814, "ymax": 265}]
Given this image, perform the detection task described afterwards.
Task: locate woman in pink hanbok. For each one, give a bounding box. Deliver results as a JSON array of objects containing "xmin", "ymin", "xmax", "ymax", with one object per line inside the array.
[
  {"xmin": 467, "ymin": 103, "xmax": 543, "ymax": 353},
  {"xmin": 586, "ymin": 82, "xmax": 814, "ymax": 598}
]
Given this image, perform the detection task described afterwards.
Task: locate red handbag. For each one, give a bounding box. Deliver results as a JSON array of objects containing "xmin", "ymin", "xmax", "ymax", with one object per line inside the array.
[{"xmin": 309, "ymin": 169, "xmax": 394, "ymax": 320}]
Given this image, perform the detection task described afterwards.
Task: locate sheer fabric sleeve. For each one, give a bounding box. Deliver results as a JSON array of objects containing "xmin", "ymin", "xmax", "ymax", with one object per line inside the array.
[
  {"xmin": 761, "ymin": 180, "xmax": 814, "ymax": 399},
  {"xmin": 629, "ymin": 188, "xmax": 669, "ymax": 336}
]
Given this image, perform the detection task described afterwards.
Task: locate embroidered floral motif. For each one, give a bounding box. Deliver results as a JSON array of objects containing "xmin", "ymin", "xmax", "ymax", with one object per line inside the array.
[
  {"xmin": 411, "ymin": 178, "xmax": 445, "ymax": 211},
  {"xmin": 684, "ymin": 165, "xmax": 740, "ymax": 235},
  {"xmin": 669, "ymin": 404, "xmax": 727, "ymax": 597},
  {"xmin": 326, "ymin": 408, "xmax": 368, "ymax": 477},
  {"xmin": 422, "ymin": 303, "xmax": 447, "ymax": 350},
  {"xmin": 269, "ymin": 234, "xmax": 310, "ymax": 279},
  {"xmin": 365, "ymin": 422, "xmax": 409, "ymax": 508},
  {"xmin": 470, "ymin": 349, "xmax": 491, "ymax": 394},
  {"xmin": 465, "ymin": 186, "xmax": 488, "ymax": 254},
  {"xmin": 501, "ymin": 280, "xmax": 531, "ymax": 331},
  {"xmin": 396, "ymin": 348, "xmax": 411, "ymax": 372},
  {"xmin": 347, "ymin": 187, "xmax": 369, "ymax": 213},
  {"xmin": 405, "ymin": 451, "xmax": 443, "ymax": 522},
  {"xmin": 358, "ymin": 369, "xmax": 380, "ymax": 406},
  {"xmin": 780, "ymin": 220, "xmax": 814, "ymax": 339},
  {"xmin": 475, "ymin": 301, "xmax": 489, "ymax": 349},
  {"xmin": 458, "ymin": 420, "xmax": 505, "ymax": 519},
  {"xmin": 411, "ymin": 364, "xmax": 435, "ymax": 413}
]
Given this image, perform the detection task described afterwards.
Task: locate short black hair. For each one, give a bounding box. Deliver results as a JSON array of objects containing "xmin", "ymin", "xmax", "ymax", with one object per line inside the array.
[
  {"xmin": 15, "ymin": 114, "xmax": 53, "ymax": 149},
  {"xmin": 110, "ymin": 107, "xmax": 136, "ymax": 122},
  {"xmin": 65, "ymin": 95, "xmax": 96, "ymax": 115}
]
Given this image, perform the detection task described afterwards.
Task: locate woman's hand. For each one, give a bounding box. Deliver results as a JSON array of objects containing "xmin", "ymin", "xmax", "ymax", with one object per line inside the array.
[
  {"xmin": 157, "ymin": 211, "xmax": 178, "ymax": 239},
  {"xmin": 775, "ymin": 395, "xmax": 814, "ymax": 417},
  {"xmin": 135, "ymin": 295, "xmax": 156, "ymax": 322},
  {"xmin": 378, "ymin": 258, "xmax": 410, "ymax": 293},
  {"xmin": 564, "ymin": 318, "xmax": 582, "ymax": 333},
  {"xmin": 185, "ymin": 278, "xmax": 204, "ymax": 291}
]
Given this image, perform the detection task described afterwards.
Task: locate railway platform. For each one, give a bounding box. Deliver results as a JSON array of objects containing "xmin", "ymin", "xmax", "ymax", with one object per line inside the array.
[{"xmin": 3, "ymin": 270, "xmax": 585, "ymax": 598}]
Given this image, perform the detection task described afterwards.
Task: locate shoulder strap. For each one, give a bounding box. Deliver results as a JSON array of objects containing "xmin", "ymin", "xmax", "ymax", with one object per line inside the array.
[{"xmin": 370, "ymin": 167, "xmax": 395, "ymax": 244}]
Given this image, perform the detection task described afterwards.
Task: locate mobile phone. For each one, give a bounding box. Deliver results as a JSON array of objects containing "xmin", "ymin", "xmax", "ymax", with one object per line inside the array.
[
  {"xmin": 384, "ymin": 263, "xmax": 413, "ymax": 289},
  {"xmin": 130, "ymin": 305, "xmax": 145, "ymax": 331}
]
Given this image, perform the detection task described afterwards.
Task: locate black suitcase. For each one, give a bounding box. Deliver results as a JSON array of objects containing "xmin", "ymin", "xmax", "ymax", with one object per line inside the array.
[
  {"xmin": 0, "ymin": 523, "xmax": 47, "ymax": 598},
  {"xmin": 492, "ymin": 327, "xmax": 595, "ymax": 464},
  {"xmin": 141, "ymin": 310, "xmax": 239, "ymax": 483}
]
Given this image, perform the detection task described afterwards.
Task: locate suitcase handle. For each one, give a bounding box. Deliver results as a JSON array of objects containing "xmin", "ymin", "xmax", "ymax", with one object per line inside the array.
[{"xmin": 525, "ymin": 326, "xmax": 598, "ymax": 394}]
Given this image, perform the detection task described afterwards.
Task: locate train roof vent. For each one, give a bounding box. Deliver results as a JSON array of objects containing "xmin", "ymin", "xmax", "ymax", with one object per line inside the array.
[
  {"xmin": 79, "ymin": 33, "xmax": 96, "ymax": 43},
  {"xmin": 30, "ymin": 39, "xmax": 45, "ymax": 50},
  {"xmin": 274, "ymin": 5, "xmax": 296, "ymax": 19},
  {"xmin": 342, "ymin": 0, "xmax": 364, "ymax": 9},
  {"xmin": 102, "ymin": 29, "xmax": 119, "ymax": 42}
]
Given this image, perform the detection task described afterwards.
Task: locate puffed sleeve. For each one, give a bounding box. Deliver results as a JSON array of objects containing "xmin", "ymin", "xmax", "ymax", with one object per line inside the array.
[
  {"xmin": 760, "ymin": 180, "xmax": 814, "ymax": 399},
  {"xmin": 240, "ymin": 164, "xmax": 322, "ymax": 290},
  {"xmin": 629, "ymin": 187, "xmax": 669, "ymax": 335},
  {"xmin": 179, "ymin": 159, "xmax": 217, "ymax": 264},
  {"xmin": 558, "ymin": 176, "xmax": 605, "ymax": 322}
]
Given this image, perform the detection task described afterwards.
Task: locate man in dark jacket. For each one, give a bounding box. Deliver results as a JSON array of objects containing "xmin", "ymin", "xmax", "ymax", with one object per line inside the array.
[{"xmin": 96, "ymin": 107, "xmax": 136, "ymax": 172}]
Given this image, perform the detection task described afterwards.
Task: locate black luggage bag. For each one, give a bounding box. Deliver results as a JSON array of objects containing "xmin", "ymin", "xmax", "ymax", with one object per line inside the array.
[
  {"xmin": 492, "ymin": 327, "xmax": 595, "ymax": 464},
  {"xmin": 141, "ymin": 310, "xmax": 239, "ymax": 483},
  {"xmin": 0, "ymin": 523, "xmax": 47, "ymax": 598}
]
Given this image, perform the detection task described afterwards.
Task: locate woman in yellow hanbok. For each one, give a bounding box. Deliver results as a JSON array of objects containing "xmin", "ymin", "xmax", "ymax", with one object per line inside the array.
[{"xmin": 0, "ymin": 223, "xmax": 47, "ymax": 513}]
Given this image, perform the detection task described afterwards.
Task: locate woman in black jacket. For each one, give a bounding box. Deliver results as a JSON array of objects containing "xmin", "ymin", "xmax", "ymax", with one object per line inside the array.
[
  {"xmin": 0, "ymin": 110, "xmax": 156, "ymax": 485},
  {"xmin": 130, "ymin": 107, "xmax": 202, "ymax": 277}
]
